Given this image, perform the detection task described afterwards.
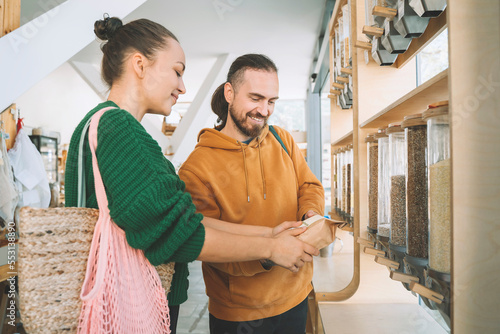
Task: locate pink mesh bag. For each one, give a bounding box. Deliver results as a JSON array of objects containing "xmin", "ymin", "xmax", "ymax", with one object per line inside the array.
[{"xmin": 77, "ymin": 108, "xmax": 170, "ymax": 333}]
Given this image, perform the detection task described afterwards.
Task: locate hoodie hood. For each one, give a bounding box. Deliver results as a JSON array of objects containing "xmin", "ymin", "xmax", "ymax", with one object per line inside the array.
[
  {"xmin": 196, "ymin": 125, "xmax": 270, "ymax": 150},
  {"xmin": 195, "ymin": 126, "xmax": 271, "ymax": 202}
]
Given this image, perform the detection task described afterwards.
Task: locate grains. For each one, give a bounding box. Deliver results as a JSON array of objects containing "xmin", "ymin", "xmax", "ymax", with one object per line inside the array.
[
  {"xmin": 390, "ymin": 175, "xmax": 406, "ymax": 246},
  {"xmin": 369, "ymin": 145, "xmax": 378, "ymax": 230},
  {"xmin": 346, "ymin": 163, "xmax": 351, "ymax": 216},
  {"xmin": 429, "ymin": 158, "xmax": 451, "ymax": 273},
  {"xmin": 378, "ymin": 137, "xmax": 390, "ymax": 238},
  {"xmin": 378, "ymin": 226, "xmax": 390, "ymax": 238},
  {"xmin": 406, "ymin": 126, "xmax": 428, "ymax": 258},
  {"xmin": 342, "ymin": 165, "xmax": 346, "ymax": 213}
]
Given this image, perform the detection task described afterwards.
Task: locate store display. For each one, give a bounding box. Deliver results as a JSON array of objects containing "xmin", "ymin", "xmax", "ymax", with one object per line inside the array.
[
  {"xmin": 423, "ymin": 103, "xmax": 451, "ymax": 274},
  {"xmin": 387, "ymin": 123, "xmax": 406, "ymax": 247},
  {"xmin": 402, "ymin": 114, "xmax": 428, "ymax": 258},
  {"xmin": 29, "ymin": 134, "xmax": 59, "ymax": 184},
  {"xmin": 394, "ymin": 0, "xmax": 430, "ymax": 38},
  {"xmin": 366, "ymin": 134, "xmax": 379, "ymax": 232},
  {"xmin": 375, "ymin": 127, "xmax": 390, "ymax": 238}
]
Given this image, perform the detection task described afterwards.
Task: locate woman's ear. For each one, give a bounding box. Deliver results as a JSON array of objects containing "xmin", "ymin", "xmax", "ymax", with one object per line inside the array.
[
  {"xmin": 131, "ymin": 52, "xmax": 147, "ymax": 79},
  {"xmin": 224, "ymin": 82, "xmax": 233, "ymax": 104}
]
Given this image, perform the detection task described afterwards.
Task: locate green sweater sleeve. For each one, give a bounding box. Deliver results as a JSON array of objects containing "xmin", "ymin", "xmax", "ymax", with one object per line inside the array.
[{"xmin": 93, "ymin": 109, "xmax": 205, "ymax": 265}]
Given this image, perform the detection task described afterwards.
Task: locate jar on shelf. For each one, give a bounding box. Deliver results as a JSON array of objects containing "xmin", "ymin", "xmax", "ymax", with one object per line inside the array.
[
  {"xmin": 342, "ymin": 2, "xmax": 352, "ymax": 69},
  {"xmin": 342, "ymin": 146, "xmax": 350, "ymax": 218},
  {"xmin": 337, "ymin": 148, "xmax": 344, "ymax": 215},
  {"xmin": 423, "ymin": 102, "xmax": 450, "ymax": 274},
  {"xmin": 402, "ymin": 113, "xmax": 428, "ymax": 259},
  {"xmin": 349, "ymin": 144, "xmax": 354, "ymax": 222},
  {"xmin": 375, "ymin": 127, "xmax": 390, "ymax": 241},
  {"xmin": 332, "ymin": 148, "xmax": 338, "ymax": 211},
  {"xmin": 387, "ymin": 123, "xmax": 406, "ymax": 248},
  {"xmin": 365, "ymin": 133, "xmax": 378, "ymax": 234}
]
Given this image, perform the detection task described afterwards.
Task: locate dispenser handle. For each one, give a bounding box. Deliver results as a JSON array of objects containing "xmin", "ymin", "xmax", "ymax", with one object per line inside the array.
[
  {"xmin": 375, "ymin": 256, "xmax": 400, "ymax": 270},
  {"xmin": 409, "ymin": 282, "xmax": 445, "ymax": 304}
]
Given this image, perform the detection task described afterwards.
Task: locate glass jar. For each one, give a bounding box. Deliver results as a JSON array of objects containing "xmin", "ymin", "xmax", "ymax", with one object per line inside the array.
[
  {"xmin": 337, "ymin": 148, "xmax": 344, "ymax": 215},
  {"xmin": 342, "ymin": 146, "xmax": 350, "ymax": 218},
  {"xmin": 349, "ymin": 144, "xmax": 354, "ymax": 222},
  {"xmin": 332, "ymin": 148, "xmax": 338, "ymax": 211},
  {"xmin": 337, "ymin": 148, "xmax": 342, "ymax": 213},
  {"xmin": 342, "ymin": 3, "xmax": 351, "ymax": 69},
  {"xmin": 345, "ymin": 145, "xmax": 353, "ymax": 219},
  {"xmin": 387, "ymin": 123, "xmax": 406, "ymax": 247},
  {"xmin": 375, "ymin": 127, "xmax": 390, "ymax": 239},
  {"xmin": 365, "ymin": 134, "xmax": 378, "ymax": 233},
  {"xmin": 423, "ymin": 102, "xmax": 450, "ymax": 274},
  {"xmin": 402, "ymin": 114, "xmax": 428, "ymax": 259}
]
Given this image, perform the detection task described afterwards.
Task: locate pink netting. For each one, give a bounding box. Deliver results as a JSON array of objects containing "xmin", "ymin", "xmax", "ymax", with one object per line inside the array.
[{"xmin": 78, "ymin": 108, "xmax": 170, "ymax": 334}]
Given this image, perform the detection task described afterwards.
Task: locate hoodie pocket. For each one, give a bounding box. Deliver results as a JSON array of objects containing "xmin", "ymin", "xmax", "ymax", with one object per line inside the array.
[{"xmin": 228, "ymin": 267, "xmax": 308, "ymax": 309}]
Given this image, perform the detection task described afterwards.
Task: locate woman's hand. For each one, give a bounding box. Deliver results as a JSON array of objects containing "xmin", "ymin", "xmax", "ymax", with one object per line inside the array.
[
  {"xmin": 269, "ymin": 227, "xmax": 319, "ymax": 273},
  {"xmin": 271, "ymin": 220, "xmax": 304, "ymax": 237}
]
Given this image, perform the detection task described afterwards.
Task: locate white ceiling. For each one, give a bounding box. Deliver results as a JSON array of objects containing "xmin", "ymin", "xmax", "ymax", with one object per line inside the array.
[{"xmin": 67, "ymin": 0, "xmax": 327, "ymax": 102}]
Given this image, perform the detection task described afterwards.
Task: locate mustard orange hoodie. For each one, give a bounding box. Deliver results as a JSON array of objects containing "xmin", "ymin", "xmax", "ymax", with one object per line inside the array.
[{"xmin": 179, "ymin": 125, "xmax": 324, "ymax": 321}]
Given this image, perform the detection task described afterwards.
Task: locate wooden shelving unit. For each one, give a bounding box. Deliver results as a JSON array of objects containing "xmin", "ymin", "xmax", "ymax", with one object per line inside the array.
[{"xmin": 314, "ymin": 0, "xmax": 471, "ymax": 333}]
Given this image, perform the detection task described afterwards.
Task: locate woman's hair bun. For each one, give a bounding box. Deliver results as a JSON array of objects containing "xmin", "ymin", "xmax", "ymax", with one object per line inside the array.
[{"xmin": 94, "ymin": 15, "xmax": 123, "ymax": 41}]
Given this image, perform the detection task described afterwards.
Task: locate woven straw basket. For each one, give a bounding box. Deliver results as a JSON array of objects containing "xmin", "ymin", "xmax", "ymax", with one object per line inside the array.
[{"xmin": 19, "ymin": 207, "xmax": 175, "ymax": 334}]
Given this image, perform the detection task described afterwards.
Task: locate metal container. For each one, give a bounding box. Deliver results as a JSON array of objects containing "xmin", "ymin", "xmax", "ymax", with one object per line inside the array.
[
  {"xmin": 381, "ymin": 19, "xmax": 412, "ymax": 54},
  {"xmin": 371, "ymin": 36, "xmax": 398, "ymax": 66},
  {"xmin": 394, "ymin": 0, "xmax": 430, "ymax": 38},
  {"xmin": 409, "ymin": 0, "xmax": 446, "ymax": 18}
]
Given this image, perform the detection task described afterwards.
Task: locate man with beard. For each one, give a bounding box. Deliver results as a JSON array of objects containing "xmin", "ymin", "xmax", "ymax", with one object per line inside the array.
[{"xmin": 179, "ymin": 54, "xmax": 324, "ymax": 334}]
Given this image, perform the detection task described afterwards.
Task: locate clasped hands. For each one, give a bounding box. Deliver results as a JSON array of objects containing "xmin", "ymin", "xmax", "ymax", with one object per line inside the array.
[{"xmin": 261, "ymin": 210, "xmax": 320, "ymax": 273}]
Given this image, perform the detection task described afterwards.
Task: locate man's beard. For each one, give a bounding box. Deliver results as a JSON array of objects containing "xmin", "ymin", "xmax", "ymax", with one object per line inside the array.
[{"xmin": 228, "ymin": 104, "xmax": 268, "ymax": 139}]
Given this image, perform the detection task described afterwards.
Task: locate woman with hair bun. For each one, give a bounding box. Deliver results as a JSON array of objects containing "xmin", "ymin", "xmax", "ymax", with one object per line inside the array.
[{"xmin": 65, "ymin": 15, "xmax": 318, "ymax": 332}]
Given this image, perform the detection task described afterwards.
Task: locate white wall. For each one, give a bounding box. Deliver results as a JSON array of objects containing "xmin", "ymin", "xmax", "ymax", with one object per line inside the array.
[
  {"xmin": 16, "ymin": 62, "xmax": 103, "ymax": 145},
  {"xmin": 15, "ymin": 62, "xmax": 173, "ymax": 153}
]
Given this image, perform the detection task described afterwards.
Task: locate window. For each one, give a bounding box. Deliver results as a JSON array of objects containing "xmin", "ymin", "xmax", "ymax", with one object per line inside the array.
[
  {"xmin": 417, "ymin": 29, "xmax": 449, "ymax": 85},
  {"xmin": 268, "ymin": 99, "xmax": 306, "ymax": 131}
]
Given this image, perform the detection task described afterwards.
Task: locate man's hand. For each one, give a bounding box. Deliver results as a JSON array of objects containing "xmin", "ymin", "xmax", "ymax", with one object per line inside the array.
[
  {"xmin": 303, "ymin": 210, "xmax": 319, "ymax": 220},
  {"xmin": 269, "ymin": 227, "xmax": 319, "ymax": 273}
]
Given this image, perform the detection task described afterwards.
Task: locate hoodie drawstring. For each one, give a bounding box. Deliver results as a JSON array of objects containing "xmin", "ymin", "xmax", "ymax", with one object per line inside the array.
[
  {"xmin": 240, "ymin": 143, "xmax": 251, "ymax": 202},
  {"xmin": 257, "ymin": 139, "xmax": 267, "ymax": 200},
  {"xmin": 239, "ymin": 139, "xmax": 267, "ymax": 202}
]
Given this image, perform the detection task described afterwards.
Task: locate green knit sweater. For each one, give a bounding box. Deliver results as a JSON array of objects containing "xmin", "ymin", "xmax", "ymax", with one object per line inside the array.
[{"xmin": 65, "ymin": 101, "xmax": 205, "ymax": 305}]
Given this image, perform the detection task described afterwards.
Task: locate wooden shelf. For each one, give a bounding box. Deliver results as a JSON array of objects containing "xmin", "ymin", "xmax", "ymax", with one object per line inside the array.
[
  {"xmin": 331, "ymin": 130, "xmax": 353, "ymax": 147},
  {"xmin": 360, "ymin": 69, "xmax": 448, "ymax": 129}
]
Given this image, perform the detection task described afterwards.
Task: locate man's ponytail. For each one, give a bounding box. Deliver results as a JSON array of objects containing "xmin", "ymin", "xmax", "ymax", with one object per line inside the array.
[{"xmin": 211, "ymin": 83, "xmax": 229, "ymax": 131}]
